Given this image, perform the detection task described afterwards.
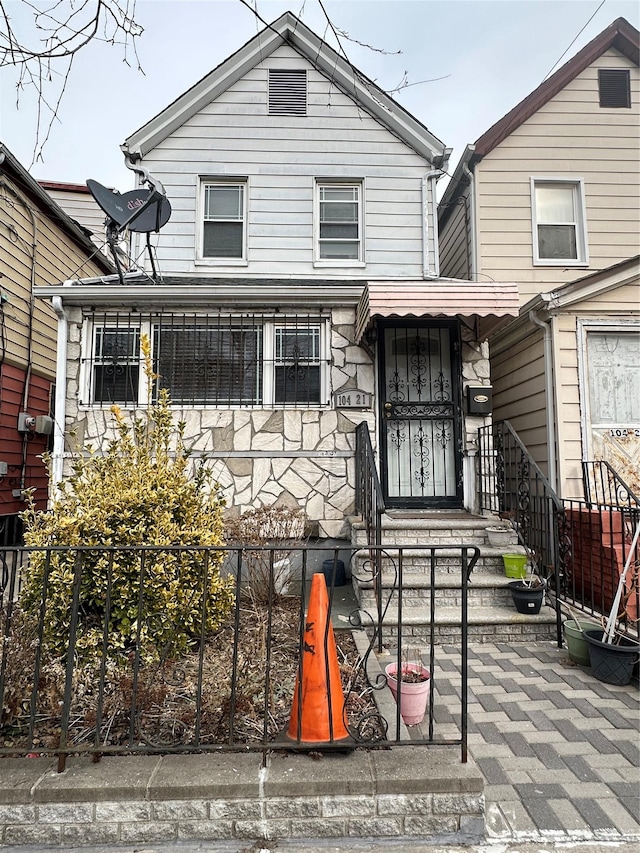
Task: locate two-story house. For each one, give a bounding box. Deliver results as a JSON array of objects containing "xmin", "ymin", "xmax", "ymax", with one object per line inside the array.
[
  {"xmin": 0, "ymin": 144, "xmax": 113, "ymax": 545},
  {"xmin": 438, "ymin": 17, "xmax": 639, "ymax": 501},
  {"xmin": 34, "ymin": 12, "xmax": 518, "ymax": 548}
]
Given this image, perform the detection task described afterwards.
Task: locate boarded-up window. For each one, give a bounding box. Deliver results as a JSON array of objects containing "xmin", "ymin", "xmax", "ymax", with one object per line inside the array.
[{"xmin": 587, "ymin": 331, "xmax": 640, "ymax": 424}]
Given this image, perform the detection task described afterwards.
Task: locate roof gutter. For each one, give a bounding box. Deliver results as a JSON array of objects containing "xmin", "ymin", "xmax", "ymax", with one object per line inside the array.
[
  {"xmin": 423, "ymin": 157, "xmax": 450, "ymax": 279},
  {"xmin": 51, "ymin": 296, "xmax": 69, "ymax": 492},
  {"xmin": 461, "ymin": 146, "xmax": 477, "ymax": 282},
  {"xmin": 529, "ymin": 306, "xmax": 557, "ymax": 491}
]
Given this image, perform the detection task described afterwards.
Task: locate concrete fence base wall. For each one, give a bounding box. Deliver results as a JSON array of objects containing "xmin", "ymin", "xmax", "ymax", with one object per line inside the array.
[{"xmin": 0, "ymin": 749, "xmax": 484, "ymax": 848}]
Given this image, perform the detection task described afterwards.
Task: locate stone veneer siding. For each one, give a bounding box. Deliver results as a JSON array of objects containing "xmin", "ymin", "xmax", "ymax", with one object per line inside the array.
[{"xmin": 63, "ymin": 308, "xmax": 492, "ymax": 537}]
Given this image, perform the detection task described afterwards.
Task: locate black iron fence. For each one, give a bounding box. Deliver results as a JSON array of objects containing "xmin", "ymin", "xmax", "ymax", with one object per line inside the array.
[
  {"xmin": 583, "ymin": 460, "xmax": 640, "ymax": 510},
  {"xmin": 559, "ymin": 500, "xmax": 640, "ymax": 634},
  {"xmin": 0, "ymin": 543, "xmax": 474, "ymax": 769},
  {"xmin": 478, "ymin": 420, "xmax": 565, "ymax": 586},
  {"xmin": 479, "ymin": 421, "xmax": 640, "ymax": 641}
]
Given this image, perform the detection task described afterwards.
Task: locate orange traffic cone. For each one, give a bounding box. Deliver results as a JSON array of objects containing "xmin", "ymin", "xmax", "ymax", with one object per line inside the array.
[{"xmin": 286, "ymin": 573, "xmax": 350, "ymax": 744}]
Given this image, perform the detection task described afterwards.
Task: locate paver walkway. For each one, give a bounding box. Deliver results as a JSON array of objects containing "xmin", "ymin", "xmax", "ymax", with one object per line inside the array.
[{"xmin": 404, "ymin": 640, "xmax": 640, "ymax": 842}]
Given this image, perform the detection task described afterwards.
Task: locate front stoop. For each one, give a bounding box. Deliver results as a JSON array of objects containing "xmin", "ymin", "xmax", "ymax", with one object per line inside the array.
[
  {"xmin": 0, "ymin": 752, "xmax": 484, "ymax": 847},
  {"xmin": 349, "ymin": 513, "xmax": 558, "ymax": 643}
]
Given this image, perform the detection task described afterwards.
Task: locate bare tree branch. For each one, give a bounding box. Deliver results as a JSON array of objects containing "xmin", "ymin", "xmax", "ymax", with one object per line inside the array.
[{"xmin": 1, "ymin": 0, "xmax": 144, "ymax": 162}]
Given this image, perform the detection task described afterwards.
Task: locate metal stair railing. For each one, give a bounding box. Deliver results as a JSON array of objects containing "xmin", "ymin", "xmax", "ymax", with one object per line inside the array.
[
  {"xmin": 355, "ymin": 421, "xmax": 386, "ymax": 651},
  {"xmin": 582, "ymin": 459, "xmax": 640, "ymax": 510},
  {"xmin": 478, "ymin": 420, "xmax": 566, "ymax": 644}
]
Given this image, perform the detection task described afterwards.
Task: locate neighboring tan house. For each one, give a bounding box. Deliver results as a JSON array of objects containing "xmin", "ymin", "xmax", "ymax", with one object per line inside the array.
[
  {"xmin": 0, "ymin": 144, "xmax": 113, "ymax": 545},
  {"xmin": 39, "ymin": 180, "xmax": 129, "ymax": 268},
  {"xmin": 438, "ymin": 17, "xmax": 640, "ymax": 500},
  {"xmin": 34, "ymin": 12, "xmax": 519, "ymax": 543}
]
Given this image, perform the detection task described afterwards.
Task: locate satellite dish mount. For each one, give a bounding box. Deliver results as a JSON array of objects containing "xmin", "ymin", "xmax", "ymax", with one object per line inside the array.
[{"xmin": 87, "ymin": 158, "xmax": 172, "ymax": 284}]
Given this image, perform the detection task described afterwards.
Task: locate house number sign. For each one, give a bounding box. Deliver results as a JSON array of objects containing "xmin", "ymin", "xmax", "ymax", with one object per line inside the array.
[{"xmin": 334, "ymin": 390, "xmax": 372, "ymax": 409}]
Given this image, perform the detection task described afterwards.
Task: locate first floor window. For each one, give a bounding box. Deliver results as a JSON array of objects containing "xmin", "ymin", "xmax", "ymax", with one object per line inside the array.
[
  {"xmin": 275, "ymin": 326, "xmax": 321, "ymax": 404},
  {"xmin": 85, "ymin": 314, "xmax": 327, "ymax": 407},
  {"xmin": 317, "ymin": 182, "xmax": 362, "ymax": 261},
  {"xmin": 92, "ymin": 326, "xmax": 140, "ymax": 404},
  {"xmin": 532, "ymin": 178, "xmax": 587, "ymax": 264},
  {"xmin": 202, "ymin": 181, "xmax": 245, "ymax": 258}
]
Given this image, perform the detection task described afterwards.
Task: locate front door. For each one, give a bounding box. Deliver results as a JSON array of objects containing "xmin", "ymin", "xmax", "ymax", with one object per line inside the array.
[{"xmin": 379, "ymin": 322, "xmax": 463, "ymax": 508}]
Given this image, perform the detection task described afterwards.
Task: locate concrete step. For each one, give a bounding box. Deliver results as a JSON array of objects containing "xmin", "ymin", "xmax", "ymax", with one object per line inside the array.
[
  {"xmin": 351, "ymin": 546, "xmax": 528, "ymax": 577},
  {"xmin": 354, "ymin": 573, "xmax": 520, "ymax": 610},
  {"xmin": 356, "ymin": 602, "xmax": 558, "ymax": 644},
  {"xmin": 350, "ymin": 512, "xmax": 516, "ymax": 548}
]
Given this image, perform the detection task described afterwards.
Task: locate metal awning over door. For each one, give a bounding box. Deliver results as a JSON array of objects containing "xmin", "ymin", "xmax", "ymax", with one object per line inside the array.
[{"xmin": 355, "ymin": 279, "xmax": 520, "ymax": 343}]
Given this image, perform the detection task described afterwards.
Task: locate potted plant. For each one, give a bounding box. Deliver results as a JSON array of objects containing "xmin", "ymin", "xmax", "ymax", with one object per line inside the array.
[
  {"xmin": 507, "ymin": 548, "xmax": 547, "ymax": 615},
  {"xmin": 562, "ymin": 608, "xmax": 600, "ymax": 666},
  {"xmin": 583, "ymin": 519, "xmax": 640, "ymax": 686},
  {"xmin": 385, "ymin": 648, "xmax": 431, "ymax": 726},
  {"xmin": 485, "ymin": 524, "xmax": 514, "ymax": 548}
]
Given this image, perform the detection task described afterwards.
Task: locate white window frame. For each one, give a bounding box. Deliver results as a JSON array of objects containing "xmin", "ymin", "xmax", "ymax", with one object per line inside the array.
[
  {"xmin": 314, "ymin": 180, "xmax": 365, "ymax": 267},
  {"xmin": 577, "ymin": 318, "xmax": 640, "ymax": 460},
  {"xmin": 83, "ymin": 316, "xmax": 329, "ymax": 409},
  {"xmin": 197, "ymin": 178, "xmax": 248, "ymax": 265},
  {"xmin": 531, "ymin": 177, "xmax": 588, "ymax": 266}
]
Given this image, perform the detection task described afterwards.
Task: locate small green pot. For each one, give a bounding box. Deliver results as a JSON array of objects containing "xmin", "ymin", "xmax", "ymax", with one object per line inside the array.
[{"xmin": 502, "ymin": 553, "xmax": 527, "ymax": 579}]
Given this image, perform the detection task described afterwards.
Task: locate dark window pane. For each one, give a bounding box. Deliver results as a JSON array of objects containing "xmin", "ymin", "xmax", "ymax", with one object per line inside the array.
[
  {"xmin": 275, "ymin": 365, "xmax": 320, "ymax": 404},
  {"xmin": 93, "ymin": 365, "xmax": 139, "ymax": 405},
  {"xmin": 320, "ymin": 223, "xmax": 358, "ymax": 240},
  {"xmin": 203, "ymin": 221, "xmax": 243, "ymax": 257},
  {"xmin": 538, "ymin": 224, "xmax": 577, "ymax": 260},
  {"xmin": 319, "ymin": 241, "xmax": 359, "ymax": 259}
]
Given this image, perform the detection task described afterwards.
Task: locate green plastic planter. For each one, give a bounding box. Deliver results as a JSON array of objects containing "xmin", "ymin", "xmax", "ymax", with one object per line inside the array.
[{"xmin": 502, "ymin": 553, "xmax": 527, "ymax": 579}]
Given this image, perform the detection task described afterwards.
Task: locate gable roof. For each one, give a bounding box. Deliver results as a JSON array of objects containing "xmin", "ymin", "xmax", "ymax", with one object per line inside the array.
[
  {"xmin": 123, "ymin": 11, "xmax": 445, "ymax": 164},
  {"xmin": 473, "ymin": 17, "xmax": 638, "ymax": 160},
  {"xmin": 439, "ymin": 17, "xmax": 639, "ymax": 225}
]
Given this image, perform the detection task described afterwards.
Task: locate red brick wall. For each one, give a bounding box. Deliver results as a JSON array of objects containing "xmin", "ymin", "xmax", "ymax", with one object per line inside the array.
[{"xmin": 566, "ymin": 508, "xmax": 638, "ymax": 622}]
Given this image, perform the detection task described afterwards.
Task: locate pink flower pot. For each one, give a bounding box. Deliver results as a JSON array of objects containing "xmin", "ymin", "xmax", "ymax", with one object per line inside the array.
[{"xmin": 385, "ymin": 662, "xmax": 431, "ymax": 725}]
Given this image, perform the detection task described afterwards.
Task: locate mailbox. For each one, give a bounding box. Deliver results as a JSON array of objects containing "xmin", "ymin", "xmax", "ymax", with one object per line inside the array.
[{"xmin": 467, "ymin": 385, "xmax": 492, "ymax": 414}]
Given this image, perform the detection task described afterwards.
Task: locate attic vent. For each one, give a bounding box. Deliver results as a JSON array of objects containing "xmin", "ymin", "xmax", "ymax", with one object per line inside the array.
[
  {"xmin": 268, "ymin": 69, "xmax": 307, "ymax": 116},
  {"xmin": 598, "ymin": 69, "xmax": 631, "ymax": 108}
]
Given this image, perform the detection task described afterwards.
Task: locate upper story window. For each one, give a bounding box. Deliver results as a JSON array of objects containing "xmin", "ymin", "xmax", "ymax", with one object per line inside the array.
[
  {"xmin": 598, "ymin": 69, "xmax": 631, "ymax": 108},
  {"xmin": 316, "ymin": 182, "xmax": 363, "ymax": 264},
  {"xmin": 83, "ymin": 313, "xmax": 328, "ymax": 408},
  {"xmin": 531, "ymin": 178, "xmax": 588, "ymax": 265},
  {"xmin": 268, "ymin": 69, "xmax": 307, "ymax": 115},
  {"xmin": 201, "ymin": 180, "xmax": 246, "ymax": 260}
]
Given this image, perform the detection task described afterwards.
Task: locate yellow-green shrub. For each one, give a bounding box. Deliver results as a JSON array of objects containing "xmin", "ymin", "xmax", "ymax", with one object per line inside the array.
[{"xmin": 20, "ymin": 343, "xmax": 234, "ymax": 662}]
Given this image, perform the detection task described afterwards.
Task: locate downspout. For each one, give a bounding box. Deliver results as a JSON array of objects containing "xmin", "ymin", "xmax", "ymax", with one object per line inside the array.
[
  {"xmin": 51, "ymin": 295, "xmax": 69, "ymax": 493},
  {"xmin": 529, "ymin": 307, "xmax": 558, "ymax": 490},
  {"xmin": 422, "ymin": 153, "xmax": 450, "ymax": 279},
  {"xmin": 461, "ymin": 148, "xmax": 477, "ymax": 282}
]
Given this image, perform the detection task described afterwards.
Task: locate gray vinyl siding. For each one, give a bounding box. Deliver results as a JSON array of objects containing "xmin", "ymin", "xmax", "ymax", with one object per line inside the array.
[
  {"xmin": 438, "ymin": 185, "xmax": 471, "ymax": 280},
  {"xmin": 135, "ymin": 45, "xmax": 432, "ymax": 277},
  {"xmin": 475, "ymin": 49, "xmax": 640, "ymax": 303},
  {"xmin": 491, "ymin": 328, "xmax": 549, "ymax": 477}
]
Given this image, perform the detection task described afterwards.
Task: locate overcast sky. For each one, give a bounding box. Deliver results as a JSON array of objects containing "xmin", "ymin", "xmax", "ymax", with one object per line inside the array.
[{"xmin": 1, "ymin": 0, "xmax": 639, "ymax": 194}]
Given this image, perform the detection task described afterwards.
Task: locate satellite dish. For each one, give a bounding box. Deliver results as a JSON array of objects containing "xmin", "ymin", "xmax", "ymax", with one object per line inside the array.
[
  {"xmin": 86, "ymin": 169, "xmax": 172, "ymax": 284},
  {"xmin": 86, "ymin": 179, "xmax": 171, "ymax": 233}
]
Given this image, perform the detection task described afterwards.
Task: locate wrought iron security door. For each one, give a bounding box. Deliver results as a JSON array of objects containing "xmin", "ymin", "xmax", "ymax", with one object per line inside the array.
[{"xmin": 380, "ymin": 323, "xmax": 462, "ymax": 507}]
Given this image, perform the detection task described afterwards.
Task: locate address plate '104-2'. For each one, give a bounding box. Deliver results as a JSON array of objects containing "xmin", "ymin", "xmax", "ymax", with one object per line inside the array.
[{"xmin": 334, "ymin": 390, "xmax": 372, "ymax": 409}]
